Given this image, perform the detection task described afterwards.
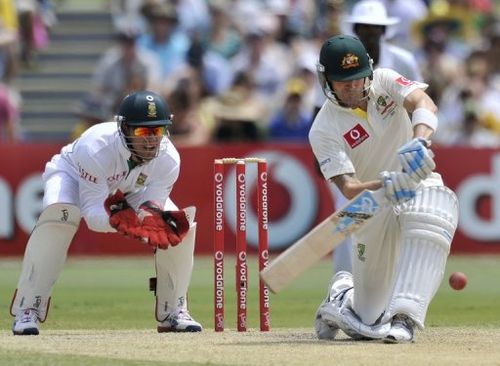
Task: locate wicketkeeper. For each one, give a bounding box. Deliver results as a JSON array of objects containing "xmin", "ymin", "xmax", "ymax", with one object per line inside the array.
[
  {"xmin": 310, "ymin": 35, "xmax": 458, "ymax": 343},
  {"xmin": 11, "ymin": 91, "xmax": 202, "ymax": 335}
]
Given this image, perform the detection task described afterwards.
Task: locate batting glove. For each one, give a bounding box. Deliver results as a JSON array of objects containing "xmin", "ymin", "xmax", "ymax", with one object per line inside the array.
[
  {"xmin": 380, "ymin": 171, "xmax": 418, "ymax": 205},
  {"xmin": 397, "ymin": 138, "xmax": 435, "ymax": 181}
]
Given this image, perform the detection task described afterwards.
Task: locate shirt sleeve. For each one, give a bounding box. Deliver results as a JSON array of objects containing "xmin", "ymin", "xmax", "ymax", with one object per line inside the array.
[
  {"xmin": 375, "ymin": 68, "xmax": 428, "ymax": 106},
  {"xmin": 309, "ymin": 113, "xmax": 355, "ymax": 181},
  {"xmin": 72, "ymin": 144, "xmax": 116, "ymax": 233}
]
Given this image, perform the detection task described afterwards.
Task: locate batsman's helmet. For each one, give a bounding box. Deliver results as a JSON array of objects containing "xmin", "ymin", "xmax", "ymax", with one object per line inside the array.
[
  {"xmin": 317, "ymin": 35, "xmax": 373, "ymax": 105},
  {"xmin": 116, "ymin": 90, "xmax": 173, "ymax": 127},
  {"xmin": 318, "ymin": 35, "xmax": 373, "ymax": 82}
]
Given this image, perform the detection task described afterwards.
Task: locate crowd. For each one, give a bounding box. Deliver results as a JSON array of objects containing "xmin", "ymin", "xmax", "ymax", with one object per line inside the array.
[
  {"xmin": 0, "ymin": 0, "xmax": 55, "ymax": 142},
  {"xmin": 2, "ymin": 0, "xmax": 499, "ymax": 147}
]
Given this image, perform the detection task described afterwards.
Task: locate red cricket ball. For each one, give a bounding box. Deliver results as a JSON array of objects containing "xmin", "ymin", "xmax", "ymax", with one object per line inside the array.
[{"xmin": 449, "ymin": 271, "xmax": 467, "ymax": 291}]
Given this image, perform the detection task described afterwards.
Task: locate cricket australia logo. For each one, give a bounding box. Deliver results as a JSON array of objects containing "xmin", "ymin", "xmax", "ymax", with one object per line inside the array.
[
  {"xmin": 341, "ymin": 53, "xmax": 359, "ymax": 69},
  {"xmin": 334, "ymin": 191, "xmax": 380, "ymax": 233},
  {"xmin": 375, "ymin": 95, "xmax": 396, "ymax": 117},
  {"xmin": 357, "ymin": 243, "xmax": 366, "ymax": 262}
]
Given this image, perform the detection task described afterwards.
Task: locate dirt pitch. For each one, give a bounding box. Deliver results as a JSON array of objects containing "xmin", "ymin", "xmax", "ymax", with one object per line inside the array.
[{"xmin": 1, "ymin": 327, "xmax": 500, "ymax": 365}]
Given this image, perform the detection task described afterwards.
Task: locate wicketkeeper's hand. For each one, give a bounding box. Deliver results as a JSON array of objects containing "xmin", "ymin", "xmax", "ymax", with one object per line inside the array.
[
  {"xmin": 104, "ymin": 190, "xmax": 141, "ymax": 237},
  {"xmin": 397, "ymin": 137, "xmax": 435, "ymax": 181},
  {"xmin": 379, "ymin": 171, "xmax": 418, "ymax": 205},
  {"xmin": 137, "ymin": 201, "xmax": 190, "ymax": 249}
]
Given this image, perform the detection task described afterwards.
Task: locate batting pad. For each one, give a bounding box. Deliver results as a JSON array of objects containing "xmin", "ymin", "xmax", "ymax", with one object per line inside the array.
[
  {"xmin": 154, "ymin": 219, "xmax": 196, "ymax": 322},
  {"xmin": 386, "ymin": 186, "xmax": 458, "ymax": 328},
  {"xmin": 10, "ymin": 203, "xmax": 80, "ymax": 321}
]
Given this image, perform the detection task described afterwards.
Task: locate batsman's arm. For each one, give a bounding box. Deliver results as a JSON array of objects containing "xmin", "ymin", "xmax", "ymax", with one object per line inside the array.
[{"xmin": 331, "ymin": 173, "xmax": 382, "ymax": 200}]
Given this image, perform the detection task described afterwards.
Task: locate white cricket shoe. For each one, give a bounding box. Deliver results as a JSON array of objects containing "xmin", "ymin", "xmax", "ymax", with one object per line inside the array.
[
  {"xmin": 157, "ymin": 308, "xmax": 202, "ymax": 333},
  {"xmin": 384, "ymin": 314, "xmax": 415, "ymax": 343},
  {"xmin": 12, "ymin": 308, "xmax": 40, "ymax": 335},
  {"xmin": 315, "ymin": 271, "xmax": 353, "ymax": 340}
]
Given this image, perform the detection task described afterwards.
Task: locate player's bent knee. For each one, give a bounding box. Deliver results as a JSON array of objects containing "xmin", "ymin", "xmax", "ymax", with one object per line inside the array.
[{"xmin": 38, "ymin": 203, "xmax": 81, "ymax": 227}]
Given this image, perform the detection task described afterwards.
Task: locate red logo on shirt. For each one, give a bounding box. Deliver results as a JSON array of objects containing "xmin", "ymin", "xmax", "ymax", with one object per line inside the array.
[
  {"xmin": 395, "ymin": 76, "xmax": 414, "ymax": 86},
  {"xmin": 343, "ymin": 124, "xmax": 369, "ymax": 148}
]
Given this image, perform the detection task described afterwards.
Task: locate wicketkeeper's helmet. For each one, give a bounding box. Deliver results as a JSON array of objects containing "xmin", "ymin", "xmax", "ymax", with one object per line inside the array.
[
  {"xmin": 115, "ymin": 91, "xmax": 173, "ymax": 162},
  {"xmin": 116, "ymin": 90, "xmax": 173, "ymax": 127}
]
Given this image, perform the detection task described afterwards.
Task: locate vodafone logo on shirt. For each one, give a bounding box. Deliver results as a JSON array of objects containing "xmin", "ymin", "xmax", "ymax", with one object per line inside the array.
[
  {"xmin": 395, "ymin": 76, "xmax": 414, "ymax": 86},
  {"xmin": 343, "ymin": 123, "xmax": 369, "ymax": 148}
]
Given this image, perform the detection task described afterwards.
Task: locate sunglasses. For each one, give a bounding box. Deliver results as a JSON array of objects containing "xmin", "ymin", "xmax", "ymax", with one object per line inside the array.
[{"xmin": 132, "ymin": 126, "xmax": 168, "ymax": 137}]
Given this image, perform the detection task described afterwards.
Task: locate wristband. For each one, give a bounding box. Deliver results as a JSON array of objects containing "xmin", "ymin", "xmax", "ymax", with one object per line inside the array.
[{"xmin": 411, "ymin": 108, "xmax": 438, "ymax": 131}]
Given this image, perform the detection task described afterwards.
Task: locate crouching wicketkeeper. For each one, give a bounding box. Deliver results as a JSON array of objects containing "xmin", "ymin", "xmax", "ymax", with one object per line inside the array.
[{"xmin": 11, "ymin": 91, "xmax": 202, "ymax": 335}]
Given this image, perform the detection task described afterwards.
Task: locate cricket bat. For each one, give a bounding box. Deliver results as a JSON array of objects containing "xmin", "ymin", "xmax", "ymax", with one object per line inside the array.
[{"xmin": 260, "ymin": 188, "xmax": 387, "ymax": 293}]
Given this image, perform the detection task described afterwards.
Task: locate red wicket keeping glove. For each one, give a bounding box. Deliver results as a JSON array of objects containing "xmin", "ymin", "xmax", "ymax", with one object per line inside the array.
[
  {"xmin": 104, "ymin": 190, "xmax": 141, "ymax": 237},
  {"xmin": 137, "ymin": 202, "xmax": 190, "ymax": 249}
]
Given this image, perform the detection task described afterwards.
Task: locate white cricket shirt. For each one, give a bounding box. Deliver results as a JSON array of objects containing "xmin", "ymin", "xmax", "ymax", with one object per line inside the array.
[
  {"xmin": 309, "ymin": 68, "xmax": 427, "ymax": 182},
  {"xmin": 44, "ymin": 122, "xmax": 180, "ymax": 232}
]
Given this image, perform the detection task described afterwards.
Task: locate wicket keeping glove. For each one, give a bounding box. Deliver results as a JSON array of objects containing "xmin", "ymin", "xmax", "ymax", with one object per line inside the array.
[
  {"xmin": 380, "ymin": 171, "xmax": 418, "ymax": 205},
  {"xmin": 104, "ymin": 190, "xmax": 141, "ymax": 237},
  {"xmin": 397, "ymin": 137, "xmax": 435, "ymax": 181},
  {"xmin": 137, "ymin": 201, "xmax": 190, "ymax": 249}
]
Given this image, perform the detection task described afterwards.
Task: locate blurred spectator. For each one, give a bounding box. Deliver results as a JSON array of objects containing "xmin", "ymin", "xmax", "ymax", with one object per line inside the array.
[
  {"xmin": 267, "ymin": 0, "xmax": 297, "ymax": 46},
  {"xmin": 0, "ymin": 4, "xmax": 18, "ymax": 83},
  {"xmin": 201, "ymin": 0, "xmax": 242, "ymax": 60},
  {"xmin": 0, "ymin": 82, "xmax": 20, "ymax": 142},
  {"xmin": 314, "ymin": 0, "xmax": 346, "ymax": 40},
  {"xmin": 137, "ymin": 2, "xmax": 191, "ymax": 80},
  {"xmin": 345, "ymin": 0, "xmax": 423, "ymax": 81},
  {"xmin": 383, "ymin": 0, "xmax": 428, "ymax": 51},
  {"xmin": 484, "ymin": 21, "xmax": 500, "ymax": 82},
  {"xmin": 174, "ymin": 0, "xmax": 211, "ymax": 35},
  {"xmin": 69, "ymin": 94, "xmax": 109, "ymax": 140},
  {"xmin": 162, "ymin": 33, "xmax": 233, "ymax": 100},
  {"xmin": 166, "ymin": 77, "xmax": 212, "ymax": 146},
  {"xmin": 231, "ymin": 20, "xmax": 292, "ymax": 104},
  {"xmin": 436, "ymin": 49, "xmax": 500, "ymax": 147},
  {"xmin": 91, "ymin": 28, "xmax": 161, "ymax": 117},
  {"xmin": 411, "ymin": 4, "xmax": 470, "ymax": 104},
  {"xmin": 205, "ymin": 71, "xmax": 269, "ymax": 142},
  {"xmin": 16, "ymin": 0, "xmax": 55, "ymax": 67},
  {"xmin": 268, "ymin": 78, "xmax": 312, "ymax": 141},
  {"xmin": 107, "ymin": 0, "xmax": 147, "ymax": 35}
]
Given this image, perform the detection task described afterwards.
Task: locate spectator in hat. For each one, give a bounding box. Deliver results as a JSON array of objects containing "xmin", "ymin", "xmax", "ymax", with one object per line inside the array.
[
  {"xmin": 206, "ymin": 71, "xmax": 269, "ymax": 142},
  {"xmin": 137, "ymin": 3, "xmax": 191, "ymax": 80},
  {"xmin": 344, "ymin": 0, "xmax": 423, "ymax": 82},
  {"xmin": 70, "ymin": 94, "xmax": 109, "ymax": 140},
  {"xmin": 268, "ymin": 78, "xmax": 313, "ymax": 141},
  {"xmin": 91, "ymin": 28, "xmax": 162, "ymax": 117}
]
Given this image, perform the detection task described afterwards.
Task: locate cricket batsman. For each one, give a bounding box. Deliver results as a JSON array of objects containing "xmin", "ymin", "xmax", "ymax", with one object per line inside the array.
[
  {"xmin": 11, "ymin": 91, "xmax": 202, "ymax": 335},
  {"xmin": 310, "ymin": 35, "xmax": 458, "ymax": 343}
]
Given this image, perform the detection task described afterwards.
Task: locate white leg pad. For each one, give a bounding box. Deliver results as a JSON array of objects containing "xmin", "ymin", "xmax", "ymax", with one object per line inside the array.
[
  {"xmin": 154, "ymin": 223, "xmax": 196, "ymax": 321},
  {"xmin": 386, "ymin": 186, "xmax": 458, "ymax": 328},
  {"xmin": 10, "ymin": 204, "xmax": 80, "ymax": 321}
]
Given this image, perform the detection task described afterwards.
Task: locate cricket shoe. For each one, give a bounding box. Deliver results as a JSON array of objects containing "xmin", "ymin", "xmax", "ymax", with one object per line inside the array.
[
  {"xmin": 315, "ymin": 271, "xmax": 354, "ymax": 340},
  {"xmin": 12, "ymin": 308, "xmax": 40, "ymax": 335},
  {"xmin": 157, "ymin": 309, "xmax": 202, "ymax": 333},
  {"xmin": 384, "ymin": 314, "xmax": 415, "ymax": 344}
]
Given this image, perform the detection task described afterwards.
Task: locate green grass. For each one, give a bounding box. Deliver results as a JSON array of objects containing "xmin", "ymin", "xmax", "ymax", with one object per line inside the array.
[{"xmin": 1, "ymin": 255, "xmax": 499, "ymax": 331}]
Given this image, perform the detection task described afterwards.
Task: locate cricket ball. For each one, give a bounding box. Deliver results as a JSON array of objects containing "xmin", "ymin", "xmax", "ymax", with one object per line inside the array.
[{"xmin": 449, "ymin": 272, "xmax": 467, "ymax": 291}]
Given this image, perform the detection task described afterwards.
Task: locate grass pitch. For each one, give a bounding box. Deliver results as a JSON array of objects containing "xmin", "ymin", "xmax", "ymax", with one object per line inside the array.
[{"xmin": 1, "ymin": 255, "xmax": 499, "ymax": 365}]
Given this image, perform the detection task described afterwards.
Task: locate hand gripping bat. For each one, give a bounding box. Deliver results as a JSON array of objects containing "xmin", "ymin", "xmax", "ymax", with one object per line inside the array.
[{"xmin": 260, "ymin": 188, "xmax": 387, "ymax": 293}]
